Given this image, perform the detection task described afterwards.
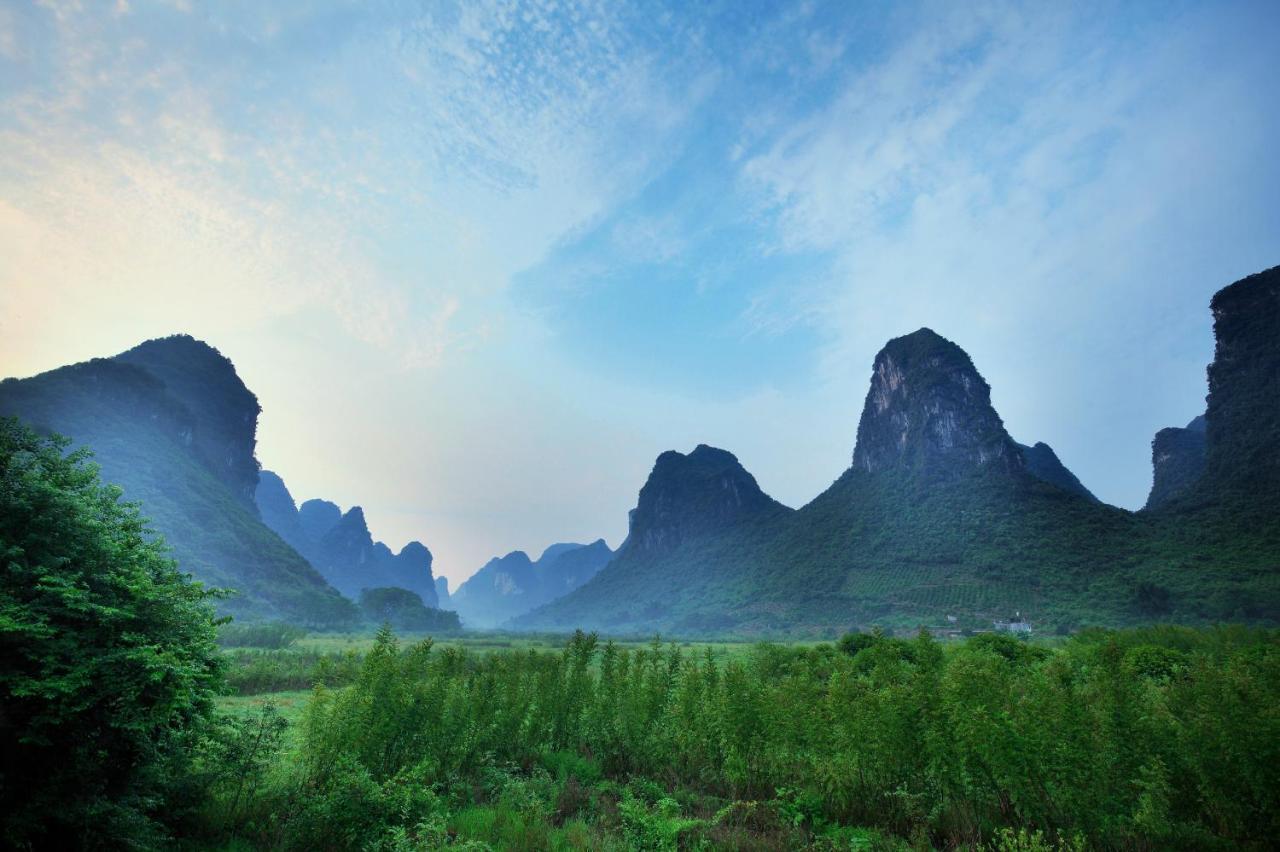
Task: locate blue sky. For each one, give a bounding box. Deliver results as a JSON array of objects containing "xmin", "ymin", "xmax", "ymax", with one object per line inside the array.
[{"xmin": 2, "ymin": 0, "xmax": 1278, "ymax": 583}]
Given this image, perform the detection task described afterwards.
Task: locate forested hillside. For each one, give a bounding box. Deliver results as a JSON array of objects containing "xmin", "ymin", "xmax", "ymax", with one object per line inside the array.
[
  {"xmin": 521, "ymin": 268, "xmax": 1280, "ymax": 635},
  {"xmin": 0, "ymin": 337, "xmax": 356, "ymax": 627}
]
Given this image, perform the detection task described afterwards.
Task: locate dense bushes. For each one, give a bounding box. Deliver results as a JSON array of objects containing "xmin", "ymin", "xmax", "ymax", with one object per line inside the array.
[
  {"xmin": 198, "ymin": 624, "xmax": 1279, "ymax": 849},
  {"xmin": 222, "ymin": 647, "xmax": 364, "ymax": 694},
  {"xmin": 0, "ymin": 418, "xmax": 224, "ymax": 848},
  {"xmin": 218, "ymin": 619, "xmax": 309, "ymax": 648}
]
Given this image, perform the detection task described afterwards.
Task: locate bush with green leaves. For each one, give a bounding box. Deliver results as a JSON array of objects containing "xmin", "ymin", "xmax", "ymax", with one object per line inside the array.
[
  {"xmin": 285, "ymin": 624, "xmax": 1279, "ymax": 849},
  {"xmin": 217, "ymin": 619, "xmax": 308, "ymax": 648},
  {"xmin": 0, "ymin": 417, "xmax": 224, "ymax": 847}
]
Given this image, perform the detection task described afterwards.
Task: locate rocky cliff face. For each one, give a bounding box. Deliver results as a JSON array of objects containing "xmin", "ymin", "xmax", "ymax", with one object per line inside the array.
[
  {"xmin": 1141, "ymin": 266, "xmax": 1279, "ymax": 510},
  {"xmin": 115, "ymin": 335, "xmax": 262, "ymax": 507},
  {"xmin": 624, "ymin": 444, "xmax": 789, "ymax": 556},
  {"xmin": 1143, "ymin": 416, "xmax": 1207, "ymax": 510},
  {"xmin": 1203, "ymin": 266, "xmax": 1279, "ymax": 492},
  {"xmin": 852, "ymin": 329, "xmax": 1024, "ymax": 480},
  {"xmin": 256, "ymin": 473, "xmax": 438, "ymax": 605},
  {"xmin": 1018, "ymin": 441, "xmax": 1098, "ymax": 501},
  {"xmin": 434, "ymin": 576, "xmax": 451, "ymax": 608}
]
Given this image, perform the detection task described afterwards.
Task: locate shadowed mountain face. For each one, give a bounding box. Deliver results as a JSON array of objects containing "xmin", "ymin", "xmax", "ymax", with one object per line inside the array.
[
  {"xmin": 1144, "ymin": 416, "xmax": 1207, "ymax": 511},
  {"xmin": 0, "ymin": 336, "xmax": 357, "ymax": 627},
  {"xmin": 522, "ymin": 271, "xmax": 1280, "ymax": 634},
  {"xmin": 254, "ymin": 472, "xmax": 439, "ymax": 606},
  {"xmin": 115, "ymin": 336, "xmax": 262, "ymax": 507},
  {"xmin": 626, "ymin": 445, "xmax": 791, "ymax": 556},
  {"xmin": 515, "ymin": 447, "xmax": 794, "ymax": 634},
  {"xmin": 853, "ymin": 329, "xmax": 1025, "ymax": 479},
  {"xmin": 1203, "ymin": 267, "xmax": 1280, "ymax": 494},
  {"xmin": 451, "ymin": 540, "xmax": 614, "ymax": 628},
  {"xmin": 1017, "ymin": 441, "xmax": 1098, "ymax": 502}
]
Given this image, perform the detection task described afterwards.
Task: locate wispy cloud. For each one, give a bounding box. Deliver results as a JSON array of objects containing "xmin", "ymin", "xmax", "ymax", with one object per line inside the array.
[{"xmin": 2, "ymin": 0, "xmax": 1277, "ymax": 577}]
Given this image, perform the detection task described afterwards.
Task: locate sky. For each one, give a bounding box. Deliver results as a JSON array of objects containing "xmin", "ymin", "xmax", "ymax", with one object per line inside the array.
[{"xmin": 1, "ymin": 0, "xmax": 1278, "ymax": 586}]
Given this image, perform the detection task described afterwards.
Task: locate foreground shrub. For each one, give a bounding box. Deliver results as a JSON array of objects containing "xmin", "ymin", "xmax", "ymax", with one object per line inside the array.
[
  {"xmin": 292, "ymin": 625, "xmax": 1280, "ymax": 849},
  {"xmin": 0, "ymin": 418, "xmax": 224, "ymax": 847}
]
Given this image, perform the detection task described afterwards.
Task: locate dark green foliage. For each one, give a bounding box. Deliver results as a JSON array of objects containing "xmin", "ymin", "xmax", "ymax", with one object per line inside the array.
[
  {"xmin": 1017, "ymin": 441, "xmax": 1097, "ymax": 501},
  {"xmin": 0, "ymin": 418, "xmax": 225, "ymax": 847},
  {"xmin": 222, "ymin": 647, "xmax": 364, "ymax": 694},
  {"xmin": 197, "ymin": 702, "xmax": 289, "ymax": 833},
  {"xmin": 358, "ymin": 586, "xmax": 463, "ymax": 632},
  {"xmin": 0, "ymin": 340, "xmax": 358, "ymax": 627},
  {"xmin": 200, "ymin": 625, "xmax": 1279, "ymax": 850}
]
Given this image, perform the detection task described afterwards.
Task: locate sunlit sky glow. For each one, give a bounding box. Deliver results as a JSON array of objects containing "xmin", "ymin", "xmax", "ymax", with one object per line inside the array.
[{"xmin": 2, "ymin": 0, "xmax": 1278, "ymax": 584}]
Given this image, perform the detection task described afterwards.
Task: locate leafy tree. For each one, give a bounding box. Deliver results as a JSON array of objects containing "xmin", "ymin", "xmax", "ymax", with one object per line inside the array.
[{"xmin": 0, "ymin": 418, "xmax": 224, "ymax": 847}]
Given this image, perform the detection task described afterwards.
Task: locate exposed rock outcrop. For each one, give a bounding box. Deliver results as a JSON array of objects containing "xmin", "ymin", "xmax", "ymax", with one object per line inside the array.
[
  {"xmin": 1203, "ymin": 266, "xmax": 1279, "ymax": 492},
  {"xmin": 852, "ymin": 329, "xmax": 1024, "ymax": 479},
  {"xmin": 1143, "ymin": 416, "xmax": 1207, "ymax": 510}
]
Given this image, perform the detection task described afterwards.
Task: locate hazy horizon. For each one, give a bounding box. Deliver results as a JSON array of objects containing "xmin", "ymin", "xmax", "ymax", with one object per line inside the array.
[{"xmin": 2, "ymin": 1, "xmax": 1278, "ymax": 585}]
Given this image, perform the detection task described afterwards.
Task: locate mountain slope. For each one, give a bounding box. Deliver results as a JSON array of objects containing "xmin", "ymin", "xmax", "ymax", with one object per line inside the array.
[
  {"xmin": 452, "ymin": 540, "xmax": 614, "ymax": 628},
  {"xmin": 0, "ymin": 337, "xmax": 357, "ymax": 626},
  {"xmin": 520, "ymin": 276, "xmax": 1280, "ymax": 635},
  {"xmin": 254, "ymin": 471, "xmax": 439, "ymax": 605},
  {"xmin": 1018, "ymin": 441, "xmax": 1098, "ymax": 501},
  {"xmin": 516, "ymin": 445, "xmax": 793, "ymax": 634}
]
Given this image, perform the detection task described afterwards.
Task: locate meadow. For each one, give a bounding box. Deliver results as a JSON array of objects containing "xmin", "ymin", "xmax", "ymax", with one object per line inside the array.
[{"xmin": 195, "ymin": 623, "xmax": 1279, "ymax": 850}]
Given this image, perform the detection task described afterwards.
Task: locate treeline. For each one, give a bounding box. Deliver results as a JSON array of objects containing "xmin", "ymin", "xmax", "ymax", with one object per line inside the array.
[{"xmin": 197, "ymin": 625, "xmax": 1278, "ymax": 850}]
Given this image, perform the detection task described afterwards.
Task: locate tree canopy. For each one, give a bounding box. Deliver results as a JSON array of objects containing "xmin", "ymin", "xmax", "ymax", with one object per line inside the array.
[{"xmin": 0, "ymin": 417, "xmax": 224, "ymax": 847}]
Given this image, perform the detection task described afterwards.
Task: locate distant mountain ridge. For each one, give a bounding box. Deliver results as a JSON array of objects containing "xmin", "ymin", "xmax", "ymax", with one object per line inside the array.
[
  {"xmin": 255, "ymin": 471, "xmax": 439, "ymax": 606},
  {"xmin": 0, "ymin": 336, "xmax": 356, "ymax": 626},
  {"xmin": 452, "ymin": 540, "xmax": 614, "ymax": 628},
  {"xmin": 519, "ymin": 267, "xmax": 1280, "ymax": 635}
]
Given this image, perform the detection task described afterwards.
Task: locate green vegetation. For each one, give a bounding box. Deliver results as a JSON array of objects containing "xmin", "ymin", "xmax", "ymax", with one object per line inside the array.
[
  {"xmin": 0, "ymin": 341, "xmax": 358, "ymax": 627},
  {"xmin": 359, "ymin": 586, "xmax": 463, "ymax": 633},
  {"xmin": 0, "ymin": 418, "xmax": 224, "ymax": 847},
  {"xmin": 181, "ymin": 624, "xmax": 1280, "ymax": 850},
  {"xmin": 218, "ymin": 620, "xmax": 310, "ymax": 649},
  {"xmin": 1, "ymin": 427, "xmax": 1274, "ymax": 850}
]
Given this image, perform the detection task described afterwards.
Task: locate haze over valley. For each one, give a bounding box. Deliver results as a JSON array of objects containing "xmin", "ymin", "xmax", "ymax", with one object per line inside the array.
[{"xmin": 2, "ymin": 2, "xmax": 1278, "ymax": 849}]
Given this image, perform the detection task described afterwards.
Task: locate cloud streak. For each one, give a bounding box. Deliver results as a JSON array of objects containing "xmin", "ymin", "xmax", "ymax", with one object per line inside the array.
[{"xmin": 2, "ymin": 0, "xmax": 1277, "ymax": 579}]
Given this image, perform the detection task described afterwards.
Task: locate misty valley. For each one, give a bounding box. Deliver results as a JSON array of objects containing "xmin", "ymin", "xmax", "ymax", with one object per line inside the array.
[
  {"xmin": 4, "ymin": 1, "xmax": 1280, "ymax": 848},
  {"xmin": 2, "ymin": 266, "xmax": 1277, "ymax": 850}
]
